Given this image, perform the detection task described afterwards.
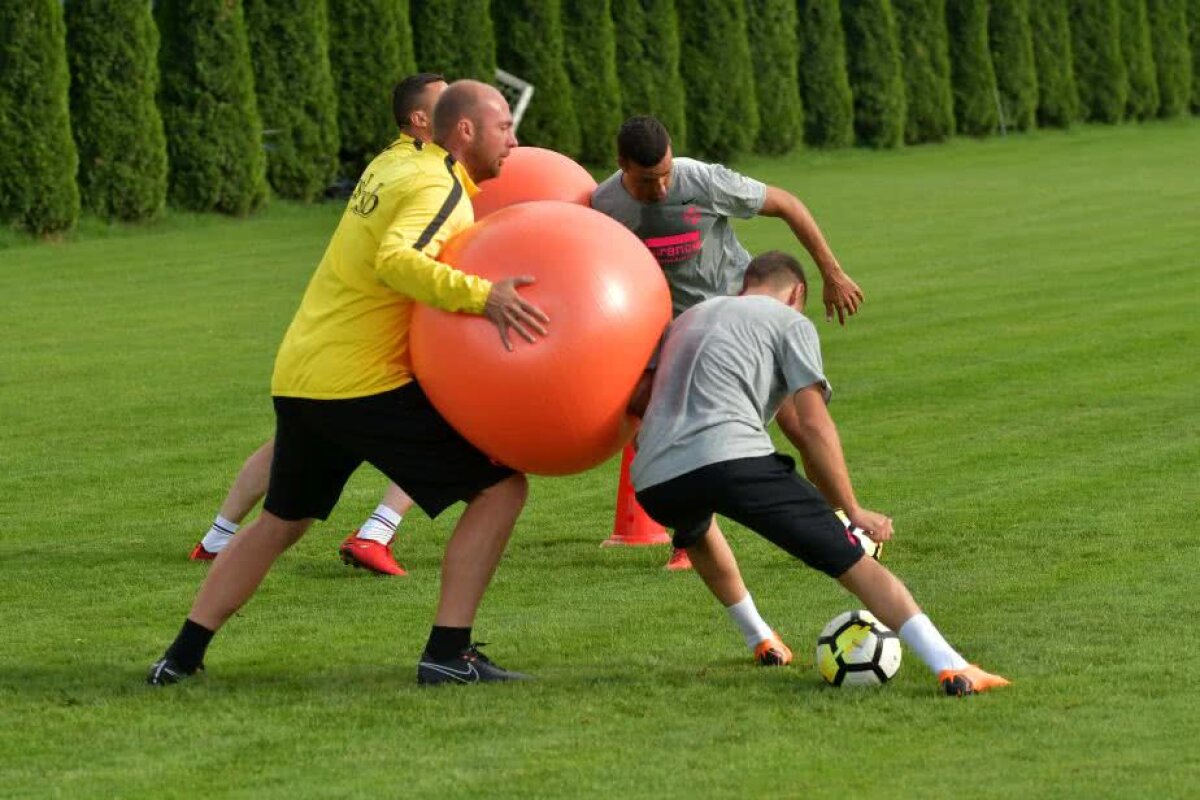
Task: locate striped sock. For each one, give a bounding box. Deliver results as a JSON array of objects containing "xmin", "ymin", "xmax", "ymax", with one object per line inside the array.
[
  {"xmin": 199, "ymin": 515, "xmax": 239, "ymax": 553},
  {"xmin": 356, "ymin": 504, "xmax": 401, "ymax": 545}
]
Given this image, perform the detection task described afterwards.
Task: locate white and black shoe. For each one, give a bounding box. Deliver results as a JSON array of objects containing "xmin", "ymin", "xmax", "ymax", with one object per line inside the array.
[
  {"xmin": 417, "ymin": 643, "xmax": 532, "ymax": 686},
  {"xmin": 146, "ymin": 656, "xmax": 201, "ymax": 686}
]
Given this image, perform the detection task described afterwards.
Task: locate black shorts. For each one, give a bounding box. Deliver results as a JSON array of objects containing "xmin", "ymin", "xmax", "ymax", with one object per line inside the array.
[
  {"xmin": 264, "ymin": 383, "xmax": 515, "ymax": 521},
  {"xmin": 635, "ymin": 454, "xmax": 864, "ymax": 578}
]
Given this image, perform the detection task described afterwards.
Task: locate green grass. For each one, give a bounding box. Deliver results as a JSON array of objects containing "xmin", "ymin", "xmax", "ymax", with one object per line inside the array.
[{"xmin": 2, "ymin": 121, "xmax": 1198, "ymax": 798}]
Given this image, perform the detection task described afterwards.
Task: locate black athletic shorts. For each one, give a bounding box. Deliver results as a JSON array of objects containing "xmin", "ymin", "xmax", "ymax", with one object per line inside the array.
[
  {"xmin": 635, "ymin": 453, "xmax": 864, "ymax": 578},
  {"xmin": 264, "ymin": 382, "xmax": 515, "ymax": 521}
]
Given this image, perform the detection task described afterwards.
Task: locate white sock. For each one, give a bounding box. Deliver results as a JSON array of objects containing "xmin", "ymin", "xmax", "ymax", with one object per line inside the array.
[
  {"xmin": 356, "ymin": 504, "xmax": 402, "ymax": 545},
  {"xmin": 726, "ymin": 593, "xmax": 775, "ymax": 650},
  {"xmin": 898, "ymin": 613, "xmax": 970, "ymax": 674},
  {"xmin": 200, "ymin": 515, "xmax": 239, "ymax": 553}
]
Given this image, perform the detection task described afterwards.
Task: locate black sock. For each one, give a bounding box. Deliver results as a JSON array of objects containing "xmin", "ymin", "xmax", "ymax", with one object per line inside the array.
[
  {"xmin": 163, "ymin": 618, "xmax": 215, "ymax": 673},
  {"xmin": 425, "ymin": 626, "xmax": 471, "ymax": 660}
]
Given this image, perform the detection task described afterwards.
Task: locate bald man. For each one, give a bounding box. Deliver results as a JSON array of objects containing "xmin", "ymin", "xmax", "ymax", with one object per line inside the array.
[{"xmin": 148, "ymin": 80, "xmax": 549, "ymax": 687}]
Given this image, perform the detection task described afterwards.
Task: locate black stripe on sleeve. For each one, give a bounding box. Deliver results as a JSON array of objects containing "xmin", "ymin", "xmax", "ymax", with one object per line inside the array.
[{"xmin": 412, "ymin": 155, "xmax": 463, "ymax": 252}]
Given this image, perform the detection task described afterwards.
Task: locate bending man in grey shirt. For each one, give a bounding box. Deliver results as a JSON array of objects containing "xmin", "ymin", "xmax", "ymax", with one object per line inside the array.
[{"xmin": 632, "ymin": 252, "xmax": 1011, "ymax": 697}]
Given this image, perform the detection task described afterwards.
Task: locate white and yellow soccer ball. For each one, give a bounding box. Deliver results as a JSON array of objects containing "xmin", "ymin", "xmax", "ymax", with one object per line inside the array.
[
  {"xmin": 835, "ymin": 509, "xmax": 883, "ymax": 559},
  {"xmin": 815, "ymin": 610, "xmax": 902, "ymax": 687}
]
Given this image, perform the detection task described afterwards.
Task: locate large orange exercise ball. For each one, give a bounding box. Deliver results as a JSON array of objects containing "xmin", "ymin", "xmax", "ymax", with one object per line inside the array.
[
  {"xmin": 411, "ymin": 201, "xmax": 671, "ymax": 476},
  {"xmin": 471, "ymin": 146, "xmax": 596, "ymax": 220}
]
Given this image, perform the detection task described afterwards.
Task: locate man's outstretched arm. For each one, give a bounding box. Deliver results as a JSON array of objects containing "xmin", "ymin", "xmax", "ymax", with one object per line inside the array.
[{"xmin": 759, "ymin": 187, "xmax": 863, "ymax": 325}]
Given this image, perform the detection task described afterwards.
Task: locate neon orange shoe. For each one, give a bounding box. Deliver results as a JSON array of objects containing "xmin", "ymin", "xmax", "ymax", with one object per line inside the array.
[
  {"xmin": 664, "ymin": 547, "xmax": 693, "ymax": 571},
  {"xmin": 189, "ymin": 542, "xmax": 219, "ymax": 561},
  {"xmin": 938, "ymin": 665, "xmax": 1011, "ymax": 696},
  {"xmin": 754, "ymin": 632, "xmax": 793, "ymax": 666},
  {"xmin": 339, "ymin": 532, "xmax": 407, "ymax": 576}
]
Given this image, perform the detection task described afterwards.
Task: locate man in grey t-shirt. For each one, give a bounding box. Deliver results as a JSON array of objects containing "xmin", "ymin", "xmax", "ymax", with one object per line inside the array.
[
  {"xmin": 631, "ymin": 252, "xmax": 1012, "ymax": 698},
  {"xmin": 591, "ymin": 115, "xmax": 863, "ymax": 324}
]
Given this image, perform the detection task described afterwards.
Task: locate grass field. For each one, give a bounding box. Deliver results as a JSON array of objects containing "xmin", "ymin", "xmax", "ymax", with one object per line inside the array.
[{"xmin": 1, "ymin": 121, "xmax": 1198, "ymax": 799}]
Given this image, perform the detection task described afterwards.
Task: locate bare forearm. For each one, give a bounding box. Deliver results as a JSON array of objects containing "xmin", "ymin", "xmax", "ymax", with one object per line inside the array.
[
  {"xmin": 784, "ymin": 393, "xmax": 859, "ymax": 512},
  {"xmin": 764, "ymin": 188, "xmax": 842, "ymax": 277}
]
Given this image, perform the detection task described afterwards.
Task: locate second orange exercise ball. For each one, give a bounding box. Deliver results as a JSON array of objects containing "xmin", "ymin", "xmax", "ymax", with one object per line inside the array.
[
  {"xmin": 471, "ymin": 146, "xmax": 597, "ymax": 219},
  {"xmin": 410, "ymin": 201, "xmax": 671, "ymax": 476}
]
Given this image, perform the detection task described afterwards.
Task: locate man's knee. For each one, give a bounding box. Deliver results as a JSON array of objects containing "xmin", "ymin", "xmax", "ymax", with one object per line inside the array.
[
  {"xmin": 474, "ymin": 472, "xmax": 528, "ymax": 509},
  {"xmin": 254, "ymin": 511, "xmax": 313, "ymax": 548}
]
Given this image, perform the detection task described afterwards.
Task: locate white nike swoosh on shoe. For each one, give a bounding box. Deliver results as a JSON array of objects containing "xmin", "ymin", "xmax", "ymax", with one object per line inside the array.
[{"xmin": 419, "ymin": 661, "xmax": 480, "ymax": 683}]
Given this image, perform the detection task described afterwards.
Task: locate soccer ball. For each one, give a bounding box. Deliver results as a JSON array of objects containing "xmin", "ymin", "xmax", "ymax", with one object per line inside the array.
[
  {"xmin": 815, "ymin": 610, "xmax": 902, "ymax": 687},
  {"xmin": 835, "ymin": 509, "xmax": 883, "ymax": 559}
]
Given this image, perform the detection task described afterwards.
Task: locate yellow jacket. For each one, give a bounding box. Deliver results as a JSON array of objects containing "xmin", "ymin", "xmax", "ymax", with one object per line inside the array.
[{"xmin": 272, "ymin": 136, "xmax": 491, "ymax": 399}]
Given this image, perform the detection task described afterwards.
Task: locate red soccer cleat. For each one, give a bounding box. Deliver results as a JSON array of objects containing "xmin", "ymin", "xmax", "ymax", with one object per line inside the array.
[
  {"xmin": 664, "ymin": 547, "xmax": 693, "ymax": 571},
  {"xmin": 939, "ymin": 665, "xmax": 1011, "ymax": 696},
  {"xmin": 339, "ymin": 532, "xmax": 407, "ymax": 576},
  {"xmin": 754, "ymin": 632, "xmax": 793, "ymax": 666},
  {"xmin": 189, "ymin": 542, "xmax": 219, "ymax": 561}
]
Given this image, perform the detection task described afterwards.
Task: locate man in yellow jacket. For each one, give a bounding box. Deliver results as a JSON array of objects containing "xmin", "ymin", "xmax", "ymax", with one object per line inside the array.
[{"xmin": 148, "ymin": 80, "xmax": 549, "ymax": 687}]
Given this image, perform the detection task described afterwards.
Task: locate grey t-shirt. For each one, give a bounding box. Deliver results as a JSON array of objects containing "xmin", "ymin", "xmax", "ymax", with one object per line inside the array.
[
  {"xmin": 630, "ymin": 295, "xmax": 831, "ymax": 491},
  {"xmin": 591, "ymin": 158, "xmax": 767, "ymax": 316}
]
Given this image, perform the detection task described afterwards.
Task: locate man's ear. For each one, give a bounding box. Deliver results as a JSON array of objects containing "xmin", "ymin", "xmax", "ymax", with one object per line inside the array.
[{"xmin": 790, "ymin": 282, "xmax": 807, "ymax": 310}]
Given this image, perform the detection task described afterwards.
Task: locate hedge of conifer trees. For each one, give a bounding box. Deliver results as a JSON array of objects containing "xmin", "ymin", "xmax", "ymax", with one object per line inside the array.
[{"xmin": 10, "ymin": 0, "xmax": 1198, "ymax": 238}]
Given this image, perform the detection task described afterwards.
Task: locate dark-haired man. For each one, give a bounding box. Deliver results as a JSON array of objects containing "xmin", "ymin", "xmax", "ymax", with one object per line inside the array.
[
  {"xmin": 591, "ymin": 115, "xmax": 861, "ymax": 323},
  {"xmin": 592, "ymin": 116, "xmax": 863, "ymax": 650},
  {"xmin": 632, "ymin": 251, "xmax": 1010, "ymax": 697},
  {"xmin": 150, "ymin": 80, "xmax": 549, "ymax": 687},
  {"xmin": 191, "ymin": 73, "xmax": 450, "ymax": 577}
]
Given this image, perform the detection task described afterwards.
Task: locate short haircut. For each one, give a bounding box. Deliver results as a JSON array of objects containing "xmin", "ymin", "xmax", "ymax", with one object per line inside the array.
[
  {"xmin": 432, "ymin": 79, "xmax": 494, "ymax": 141},
  {"xmin": 392, "ymin": 73, "xmax": 445, "ymax": 129},
  {"xmin": 742, "ymin": 250, "xmax": 809, "ymax": 294},
  {"xmin": 617, "ymin": 115, "xmax": 671, "ymax": 167}
]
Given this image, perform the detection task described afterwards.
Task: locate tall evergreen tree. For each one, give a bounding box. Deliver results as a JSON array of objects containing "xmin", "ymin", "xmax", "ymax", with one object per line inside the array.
[
  {"xmin": 611, "ymin": 0, "xmax": 688, "ymax": 149},
  {"xmin": 245, "ymin": 0, "xmax": 339, "ymax": 201},
  {"xmin": 1146, "ymin": 0, "xmax": 1193, "ymax": 116},
  {"xmin": 65, "ymin": 0, "xmax": 167, "ymax": 222},
  {"xmin": 156, "ymin": 0, "xmax": 267, "ymax": 215},
  {"xmin": 796, "ymin": 0, "xmax": 856, "ymax": 147},
  {"xmin": 1030, "ymin": 0, "xmax": 1080, "ymax": 126},
  {"xmin": 327, "ymin": 0, "xmax": 416, "ymax": 176},
  {"xmin": 988, "ymin": 0, "xmax": 1039, "ymax": 131},
  {"xmin": 1119, "ymin": 0, "xmax": 1161, "ymax": 119},
  {"xmin": 412, "ymin": 0, "xmax": 497, "ymax": 80},
  {"xmin": 493, "ymin": 0, "xmax": 582, "ymax": 155},
  {"xmin": 747, "ymin": 0, "xmax": 805, "ymax": 154},
  {"xmin": 0, "ymin": 0, "xmax": 79, "ymax": 234},
  {"xmin": 893, "ymin": 0, "xmax": 956, "ymax": 144},
  {"xmin": 946, "ymin": 0, "xmax": 999, "ymax": 135},
  {"xmin": 1190, "ymin": 0, "xmax": 1200, "ymax": 112},
  {"xmin": 677, "ymin": 0, "xmax": 760, "ymax": 160},
  {"xmin": 841, "ymin": 0, "xmax": 907, "ymax": 148},
  {"xmin": 562, "ymin": 0, "xmax": 623, "ymax": 164},
  {"xmin": 1067, "ymin": 0, "xmax": 1127, "ymax": 123}
]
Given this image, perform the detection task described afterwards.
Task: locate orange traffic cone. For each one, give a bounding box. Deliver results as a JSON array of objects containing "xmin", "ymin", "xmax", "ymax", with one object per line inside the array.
[{"xmin": 602, "ymin": 444, "xmax": 671, "ymax": 546}]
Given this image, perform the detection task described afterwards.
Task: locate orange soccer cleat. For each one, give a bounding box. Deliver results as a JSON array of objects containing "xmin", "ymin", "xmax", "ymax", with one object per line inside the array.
[
  {"xmin": 754, "ymin": 632, "xmax": 793, "ymax": 667},
  {"xmin": 188, "ymin": 542, "xmax": 219, "ymax": 562},
  {"xmin": 338, "ymin": 532, "xmax": 407, "ymax": 576},
  {"xmin": 939, "ymin": 665, "xmax": 1011, "ymax": 696}
]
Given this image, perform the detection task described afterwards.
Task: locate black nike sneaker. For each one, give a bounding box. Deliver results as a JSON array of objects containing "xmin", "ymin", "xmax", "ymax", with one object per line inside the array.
[
  {"xmin": 146, "ymin": 656, "xmax": 201, "ymax": 686},
  {"xmin": 417, "ymin": 643, "xmax": 532, "ymax": 686}
]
